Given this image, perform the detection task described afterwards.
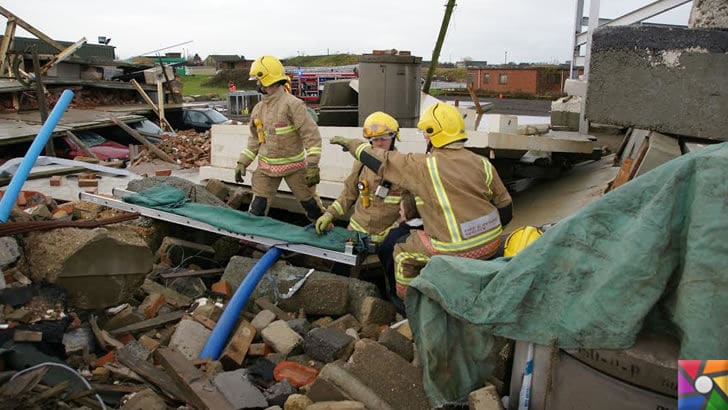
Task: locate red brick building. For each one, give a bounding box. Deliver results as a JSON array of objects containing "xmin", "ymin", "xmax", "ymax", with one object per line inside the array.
[{"xmin": 467, "ymin": 65, "xmax": 572, "ymax": 97}]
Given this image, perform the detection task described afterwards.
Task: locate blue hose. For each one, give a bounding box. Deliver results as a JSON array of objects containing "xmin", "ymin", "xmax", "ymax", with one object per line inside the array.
[
  {"xmin": 0, "ymin": 89, "xmax": 74, "ymax": 222},
  {"xmin": 199, "ymin": 247, "xmax": 282, "ymax": 359}
]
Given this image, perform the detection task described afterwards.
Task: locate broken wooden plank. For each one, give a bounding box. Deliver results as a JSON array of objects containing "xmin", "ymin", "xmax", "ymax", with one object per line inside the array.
[
  {"xmin": 255, "ymin": 297, "xmax": 293, "ymax": 321},
  {"xmin": 160, "ymin": 267, "xmax": 225, "ymax": 279},
  {"xmin": 29, "ymin": 381, "xmax": 70, "ymax": 405},
  {"xmin": 608, "ymin": 157, "xmax": 634, "ymax": 192},
  {"xmin": 142, "ymin": 279, "xmax": 192, "ymax": 308},
  {"xmin": 110, "ymin": 115, "xmax": 176, "ymax": 164},
  {"xmin": 116, "ymin": 344, "xmax": 191, "ymax": 403},
  {"xmin": 220, "ymin": 321, "xmax": 255, "ymax": 370},
  {"xmin": 129, "ymin": 79, "xmax": 175, "ymax": 132},
  {"xmin": 90, "ymin": 383, "xmax": 144, "ymax": 394},
  {"xmin": 186, "ymin": 313, "xmax": 217, "ymax": 331},
  {"xmin": 0, "ymin": 6, "xmax": 65, "ymax": 52},
  {"xmin": 110, "ymin": 310, "xmax": 184, "ymax": 336},
  {"xmin": 66, "ymin": 130, "xmax": 99, "ymax": 160},
  {"xmin": 89, "ymin": 315, "xmax": 125, "ymax": 351},
  {"xmin": 0, "ymin": 366, "xmax": 47, "ymax": 397},
  {"xmin": 0, "ymin": 16, "xmax": 17, "ymax": 76},
  {"xmin": 628, "ymin": 138, "xmax": 650, "ymax": 180},
  {"xmin": 155, "ymin": 347, "xmax": 234, "ymax": 410}
]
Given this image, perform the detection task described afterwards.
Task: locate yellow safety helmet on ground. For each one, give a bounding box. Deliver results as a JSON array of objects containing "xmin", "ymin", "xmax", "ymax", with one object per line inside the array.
[
  {"xmin": 249, "ymin": 56, "xmax": 288, "ymax": 87},
  {"xmin": 417, "ymin": 102, "xmax": 467, "ymax": 148},
  {"xmin": 363, "ymin": 111, "xmax": 400, "ymax": 141},
  {"xmin": 504, "ymin": 226, "xmax": 543, "ymax": 257}
]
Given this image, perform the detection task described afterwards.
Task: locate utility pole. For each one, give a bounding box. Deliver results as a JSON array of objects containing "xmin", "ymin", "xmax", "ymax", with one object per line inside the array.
[{"xmin": 423, "ymin": 0, "xmax": 456, "ymax": 94}]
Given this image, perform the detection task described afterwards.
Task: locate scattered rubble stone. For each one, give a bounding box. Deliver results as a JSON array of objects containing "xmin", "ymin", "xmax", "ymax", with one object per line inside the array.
[
  {"xmin": 304, "ymin": 327, "xmax": 355, "ymax": 363},
  {"xmin": 468, "ymin": 384, "xmax": 503, "ymax": 410},
  {"xmin": 262, "ymin": 320, "xmax": 303, "ymax": 356},
  {"xmin": 134, "ymin": 130, "xmax": 212, "ymax": 168},
  {"xmin": 252, "ymin": 309, "xmax": 277, "ymax": 332},
  {"xmin": 212, "ymin": 369, "xmax": 268, "ymax": 409},
  {"xmin": 378, "ymin": 328, "xmax": 414, "ymax": 362},
  {"xmin": 284, "ymin": 394, "xmax": 313, "ymax": 410},
  {"xmin": 324, "ymin": 314, "xmax": 361, "ymax": 333},
  {"xmin": 264, "ymin": 380, "xmax": 296, "ymax": 407},
  {"xmin": 169, "ymin": 319, "xmax": 211, "ymax": 360},
  {"xmin": 0, "ymin": 236, "xmax": 21, "ymax": 268},
  {"xmin": 356, "ymin": 296, "xmax": 396, "ymax": 325}
]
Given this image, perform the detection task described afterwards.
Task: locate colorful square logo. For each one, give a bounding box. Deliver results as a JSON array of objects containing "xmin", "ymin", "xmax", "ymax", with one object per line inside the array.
[{"xmin": 678, "ymin": 360, "xmax": 728, "ymax": 409}]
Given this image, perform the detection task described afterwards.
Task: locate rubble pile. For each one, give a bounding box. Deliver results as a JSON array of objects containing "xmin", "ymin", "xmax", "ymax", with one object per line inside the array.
[{"xmin": 132, "ymin": 130, "xmax": 211, "ymax": 168}]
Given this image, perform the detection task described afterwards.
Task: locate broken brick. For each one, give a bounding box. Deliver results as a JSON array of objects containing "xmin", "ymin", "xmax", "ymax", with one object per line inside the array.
[
  {"xmin": 139, "ymin": 293, "xmax": 166, "ymax": 319},
  {"xmin": 50, "ymin": 175, "xmax": 62, "ymax": 186},
  {"xmin": 94, "ymin": 351, "xmax": 115, "ymax": 368},
  {"xmin": 155, "ymin": 169, "xmax": 172, "ymax": 176},
  {"xmin": 78, "ymin": 178, "xmax": 99, "ymax": 187},
  {"xmin": 211, "ymin": 280, "xmax": 232, "ymax": 299},
  {"xmin": 273, "ymin": 361, "xmax": 319, "ymax": 388}
]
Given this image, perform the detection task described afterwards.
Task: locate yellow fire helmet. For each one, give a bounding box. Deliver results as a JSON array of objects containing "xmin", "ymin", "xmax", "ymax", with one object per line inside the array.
[
  {"xmin": 363, "ymin": 111, "xmax": 400, "ymax": 141},
  {"xmin": 417, "ymin": 102, "xmax": 467, "ymax": 148},
  {"xmin": 249, "ymin": 55, "xmax": 288, "ymax": 87},
  {"xmin": 504, "ymin": 226, "xmax": 543, "ymax": 257}
]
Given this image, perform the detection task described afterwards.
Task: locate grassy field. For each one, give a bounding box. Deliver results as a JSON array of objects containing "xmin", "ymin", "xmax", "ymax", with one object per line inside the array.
[{"xmin": 180, "ymin": 75, "xmax": 228, "ymax": 98}]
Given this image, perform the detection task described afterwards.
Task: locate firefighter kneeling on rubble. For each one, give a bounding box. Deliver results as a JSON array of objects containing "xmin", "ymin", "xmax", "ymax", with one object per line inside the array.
[
  {"xmin": 235, "ymin": 55, "xmax": 324, "ymax": 220},
  {"xmin": 314, "ymin": 111, "xmax": 409, "ymax": 244},
  {"xmin": 330, "ymin": 102, "xmax": 513, "ymax": 299}
]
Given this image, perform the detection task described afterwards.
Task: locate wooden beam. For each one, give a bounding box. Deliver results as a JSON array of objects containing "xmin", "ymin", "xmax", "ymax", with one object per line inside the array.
[
  {"xmin": 41, "ymin": 37, "xmax": 86, "ymax": 74},
  {"xmin": 129, "ymin": 79, "xmax": 175, "ymax": 132},
  {"xmin": 157, "ymin": 80, "xmax": 166, "ymax": 127},
  {"xmin": 116, "ymin": 345, "xmax": 191, "ymax": 403},
  {"xmin": 0, "ymin": 5, "xmax": 66, "ymax": 52},
  {"xmin": 110, "ymin": 114, "xmax": 176, "ymax": 164},
  {"xmin": 0, "ymin": 17, "xmax": 17, "ymax": 76},
  {"xmin": 65, "ymin": 130, "xmax": 99, "ymax": 160},
  {"xmin": 155, "ymin": 347, "xmax": 234, "ymax": 410},
  {"xmin": 110, "ymin": 310, "xmax": 184, "ymax": 336}
]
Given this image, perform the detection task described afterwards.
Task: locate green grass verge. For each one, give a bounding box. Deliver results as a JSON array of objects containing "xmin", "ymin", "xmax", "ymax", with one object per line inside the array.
[{"xmin": 180, "ymin": 75, "xmax": 228, "ymax": 98}]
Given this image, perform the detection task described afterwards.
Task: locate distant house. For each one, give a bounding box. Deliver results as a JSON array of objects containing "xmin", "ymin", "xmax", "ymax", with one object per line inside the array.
[
  {"xmin": 466, "ymin": 64, "xmax": 575, "ymax": 97},
  {"xmin": 204, "ymin": 55, "xmax": 250, "ymax": 70},
  {"xmin": 456, "ymin": 60, "xmax": 488, "ymax": 68}
]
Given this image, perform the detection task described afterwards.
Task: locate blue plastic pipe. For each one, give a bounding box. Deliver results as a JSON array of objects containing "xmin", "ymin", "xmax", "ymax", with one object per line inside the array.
[
  {"xmin": 199, "ymin": 246, "xmax": 282, "ymax": 359},
  {"xmin": 0, "ymin": 89, "xmax": 74, "ymax": 222}
]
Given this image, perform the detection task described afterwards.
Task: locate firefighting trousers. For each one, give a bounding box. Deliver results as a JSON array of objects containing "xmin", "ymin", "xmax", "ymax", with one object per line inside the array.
[
  {"xmin": 393, "ymin": 230, "xmax": 502, "ymax": 300},
  {"xmin": 249, "ymin": 168, "xmax": 324, "ymax": 220}
]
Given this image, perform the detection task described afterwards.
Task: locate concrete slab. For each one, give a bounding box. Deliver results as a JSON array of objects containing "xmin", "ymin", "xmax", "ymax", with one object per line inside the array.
[{"xmin": 586, "ymin": 25, "xmax": 728, "ymax": 140}]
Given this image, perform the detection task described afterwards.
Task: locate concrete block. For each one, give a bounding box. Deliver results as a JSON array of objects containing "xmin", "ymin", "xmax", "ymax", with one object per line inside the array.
[
  {"xmin": 468, "ymin": 384, "xmax": 503, "ymax": 410},
  {"xmin": 287, "ymin": 318, "xmax": 312, "ymax": 337},
  {"xmin": 252, "ymin": 310, "xmax": 277, "ymax": 332},
  {"xmin": 205, "ymin": 178, "xmax": 230, "ymax": 201},
  {"xmin": 344, "ymin": 339, "xmax": 429, "ymax": 409},
  {"xmin": 264, "ymin": 380, "xmax": 296, "ymax": 407},
  {"xmin": 356, "ymin": 296, "xmax": 396, "ymax": 325},
  {"xmin": 283, "ymin": 394, "xmax": 313, "ymax": 410},
  {"xmin": 0, "ymin": 236, "xmax": 21, "ymax": 268},
  {"xmin": 689, "ymin": 0, "xmax": 728, "ymax": 29},
  {"xmin": 213, "ymin": 369, "xmax": 268, "ymax": 409},
  {"xmin": 378, "ymin": 328, "xmax": 414, "ymax": 362},
  {"xmin": 261, "ymin": 320, "xmax": 303, "ymax": 356},
  {"xmin": 307, "ymin": 401, "xmax": 366, "ymax": 410},
  {"xmin": 304, "ymin": 327, "xmax": 355, "ymax": 363},
  {"xmin": 347, "ymin": 278, "xmax": 380, "ymax": 318},
  {"xmin": 308, "ymin": 361, "xmax": 391, "ymax": 410},
  {"xmin": 169, "ymin": 319, "xmax": 211, "ymax": 360},
  {"xmin": 634, "ymin": 132, "xmax": 682, "ymax": 177},
  {"xmin": 278, "ymin": 274, "xmax": 350, "ymax": 316},
  {"xmin": 62, "ymin": 326, "xmax": 96, "ymax": 355},
  {"xmin": 586, "ymin": 26, "xmax": 728, "ymax": 140},
  {"xmin": 324, "ymin": 314, "xmax": 361, "ymax": 333},
  {"xmin": 485, "ymin": 114, "xmax": 518, "ymax": 134}
]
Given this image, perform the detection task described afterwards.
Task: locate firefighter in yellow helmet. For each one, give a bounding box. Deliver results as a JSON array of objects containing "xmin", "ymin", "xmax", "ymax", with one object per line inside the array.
[
  {"xmin": 315, "ymin": 112, "xmax": 409, "ymax": 244},
  {"xmin": 235, "ymin": 55, "xmax": 324, "ymax": 220},
  {"xmin": 331, "ymin": 102, "xmax": 513, "ymax": 299}
]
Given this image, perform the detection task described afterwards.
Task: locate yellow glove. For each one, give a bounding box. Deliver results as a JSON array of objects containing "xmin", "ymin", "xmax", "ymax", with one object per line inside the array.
[
  {"xmin": 234, "ymin": 162, "xmax": 246, "ymax": 183},
  {"xmin": 315, "ymin": 212, "xmax": 334, "ymax": 234},
  {"xmin": 305, "ymin": 165, "xmax": 320, "ymax": 187},
  {"xmin": 330, "ymin": 136, "xmax": 354, "ymax": 151}
]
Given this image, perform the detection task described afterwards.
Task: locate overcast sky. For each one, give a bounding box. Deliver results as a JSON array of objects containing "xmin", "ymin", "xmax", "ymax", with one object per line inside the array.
[{"xmin": 2, "ymin": 1, "xmax": 691, "ymax": 64}]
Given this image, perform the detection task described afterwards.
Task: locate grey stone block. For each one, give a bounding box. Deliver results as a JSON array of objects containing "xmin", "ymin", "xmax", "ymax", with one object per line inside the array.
[
  {"xmin": 169, "ymin": 319, "xmax": 211, "ymax": 360},
  {"xmin": 0, "ymin": 237, "xmax": 20, "ymax": 268},
  {"xmin": 356, "ymin": 296, "xmax": 396, "ymax": 326},
  {"xmin": 468, "ymin": 384, "xmax": 503, "ymax": 410},
  {"xmin": 324, "ymin": 314, "xmax": 361, "ymax": 333},
  {"xmin": 347, "ymin": 278, "xmax": 380, "ymax": 318},
  {"xmin": 287, "ymin": 318, "xmax": 313, "ymax": 337},
  {"xmin": 586, "ymin": 26, "xmax": 728, "ymax": 140},
  {"xmin": 213, "ymin": 369, "xmax": 268, "ymax": 409},
  {"xmin": 689, "ymin": 0, "xmax": 728, "ymax": 29},
  {"xmin": 251, "ymin": 309, "xmax": 277, "ymax": 332},
  {"xmin": 304, "ymin": 327, "xmax": 355, "ymax": 363},
  {"xmin": 263, "ymin": 380, "xmax": 295, "ymax": 407},
  {"xmin": 378, "ymin": 328, "xmax": 414, "ymax": 362}
]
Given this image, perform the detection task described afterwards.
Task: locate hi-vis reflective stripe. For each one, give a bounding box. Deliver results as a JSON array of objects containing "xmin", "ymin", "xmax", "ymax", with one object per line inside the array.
[
  {"xmin": 383, "ymin": 195, "xmax": 402, "ymax": 204},
  {"xmin": 241, "ymin": 149, "xmax": 257, "ymax": 161},
  {"xmin": 415, "ymin": 196, "xmax": 425, "ymax": 206},
  {"xmin": 354, "ymin": 143, "xmax": 368, "ymax": 160},
  {"xmin": 259, "ymin": 151, "xmax": 305, "ymax": 165},
  {"xmin": 274, "ymin": 125, "xmax": 296, "ymax": 134},
  {"xmin": 426, "ymin": 157, "xmax": 462, "ymax": 243},
  {"xmin": 332, "ymin": 200, "xmax": 344, "ymax": 216},
  {"xmin": 483, "ymin": 159, "xmax": 494, "ymax": 195},
  {"xmin": 429, "ymin": 224, "xmax": 503, "ymax": 252},
  {"xmin": 306, "ymin": 146, "xmax": 322, "ymax": 156},
  {"xmin": 349, "ymin": 218, "xmax": 396, "ymax": 243},
  {"xmin": 395, "ymin": 252, "xmax": 431, "ymax": 285}
]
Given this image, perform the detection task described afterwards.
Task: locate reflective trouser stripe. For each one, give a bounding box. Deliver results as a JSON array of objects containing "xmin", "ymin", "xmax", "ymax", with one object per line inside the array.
[
  {"xmin": 429, "ymin": 225, "xmax": 503, "ymax": 252},
  {"xmin": 259, "ymin": 151, "xmax": 306, "ymax": 165},
  {"xmin": 426, "ymin": 156, "xmax": 462, "ymax": 242}
]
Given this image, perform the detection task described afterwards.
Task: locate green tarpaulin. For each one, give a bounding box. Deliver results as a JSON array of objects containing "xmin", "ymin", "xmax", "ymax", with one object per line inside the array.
[
  {"xmin": 407, "ymin": 143, "xmax": 728, "ymax": 406},
  {"xmin": 122, "ymin": 184, "xmax": 365, "ymax": 253}
]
